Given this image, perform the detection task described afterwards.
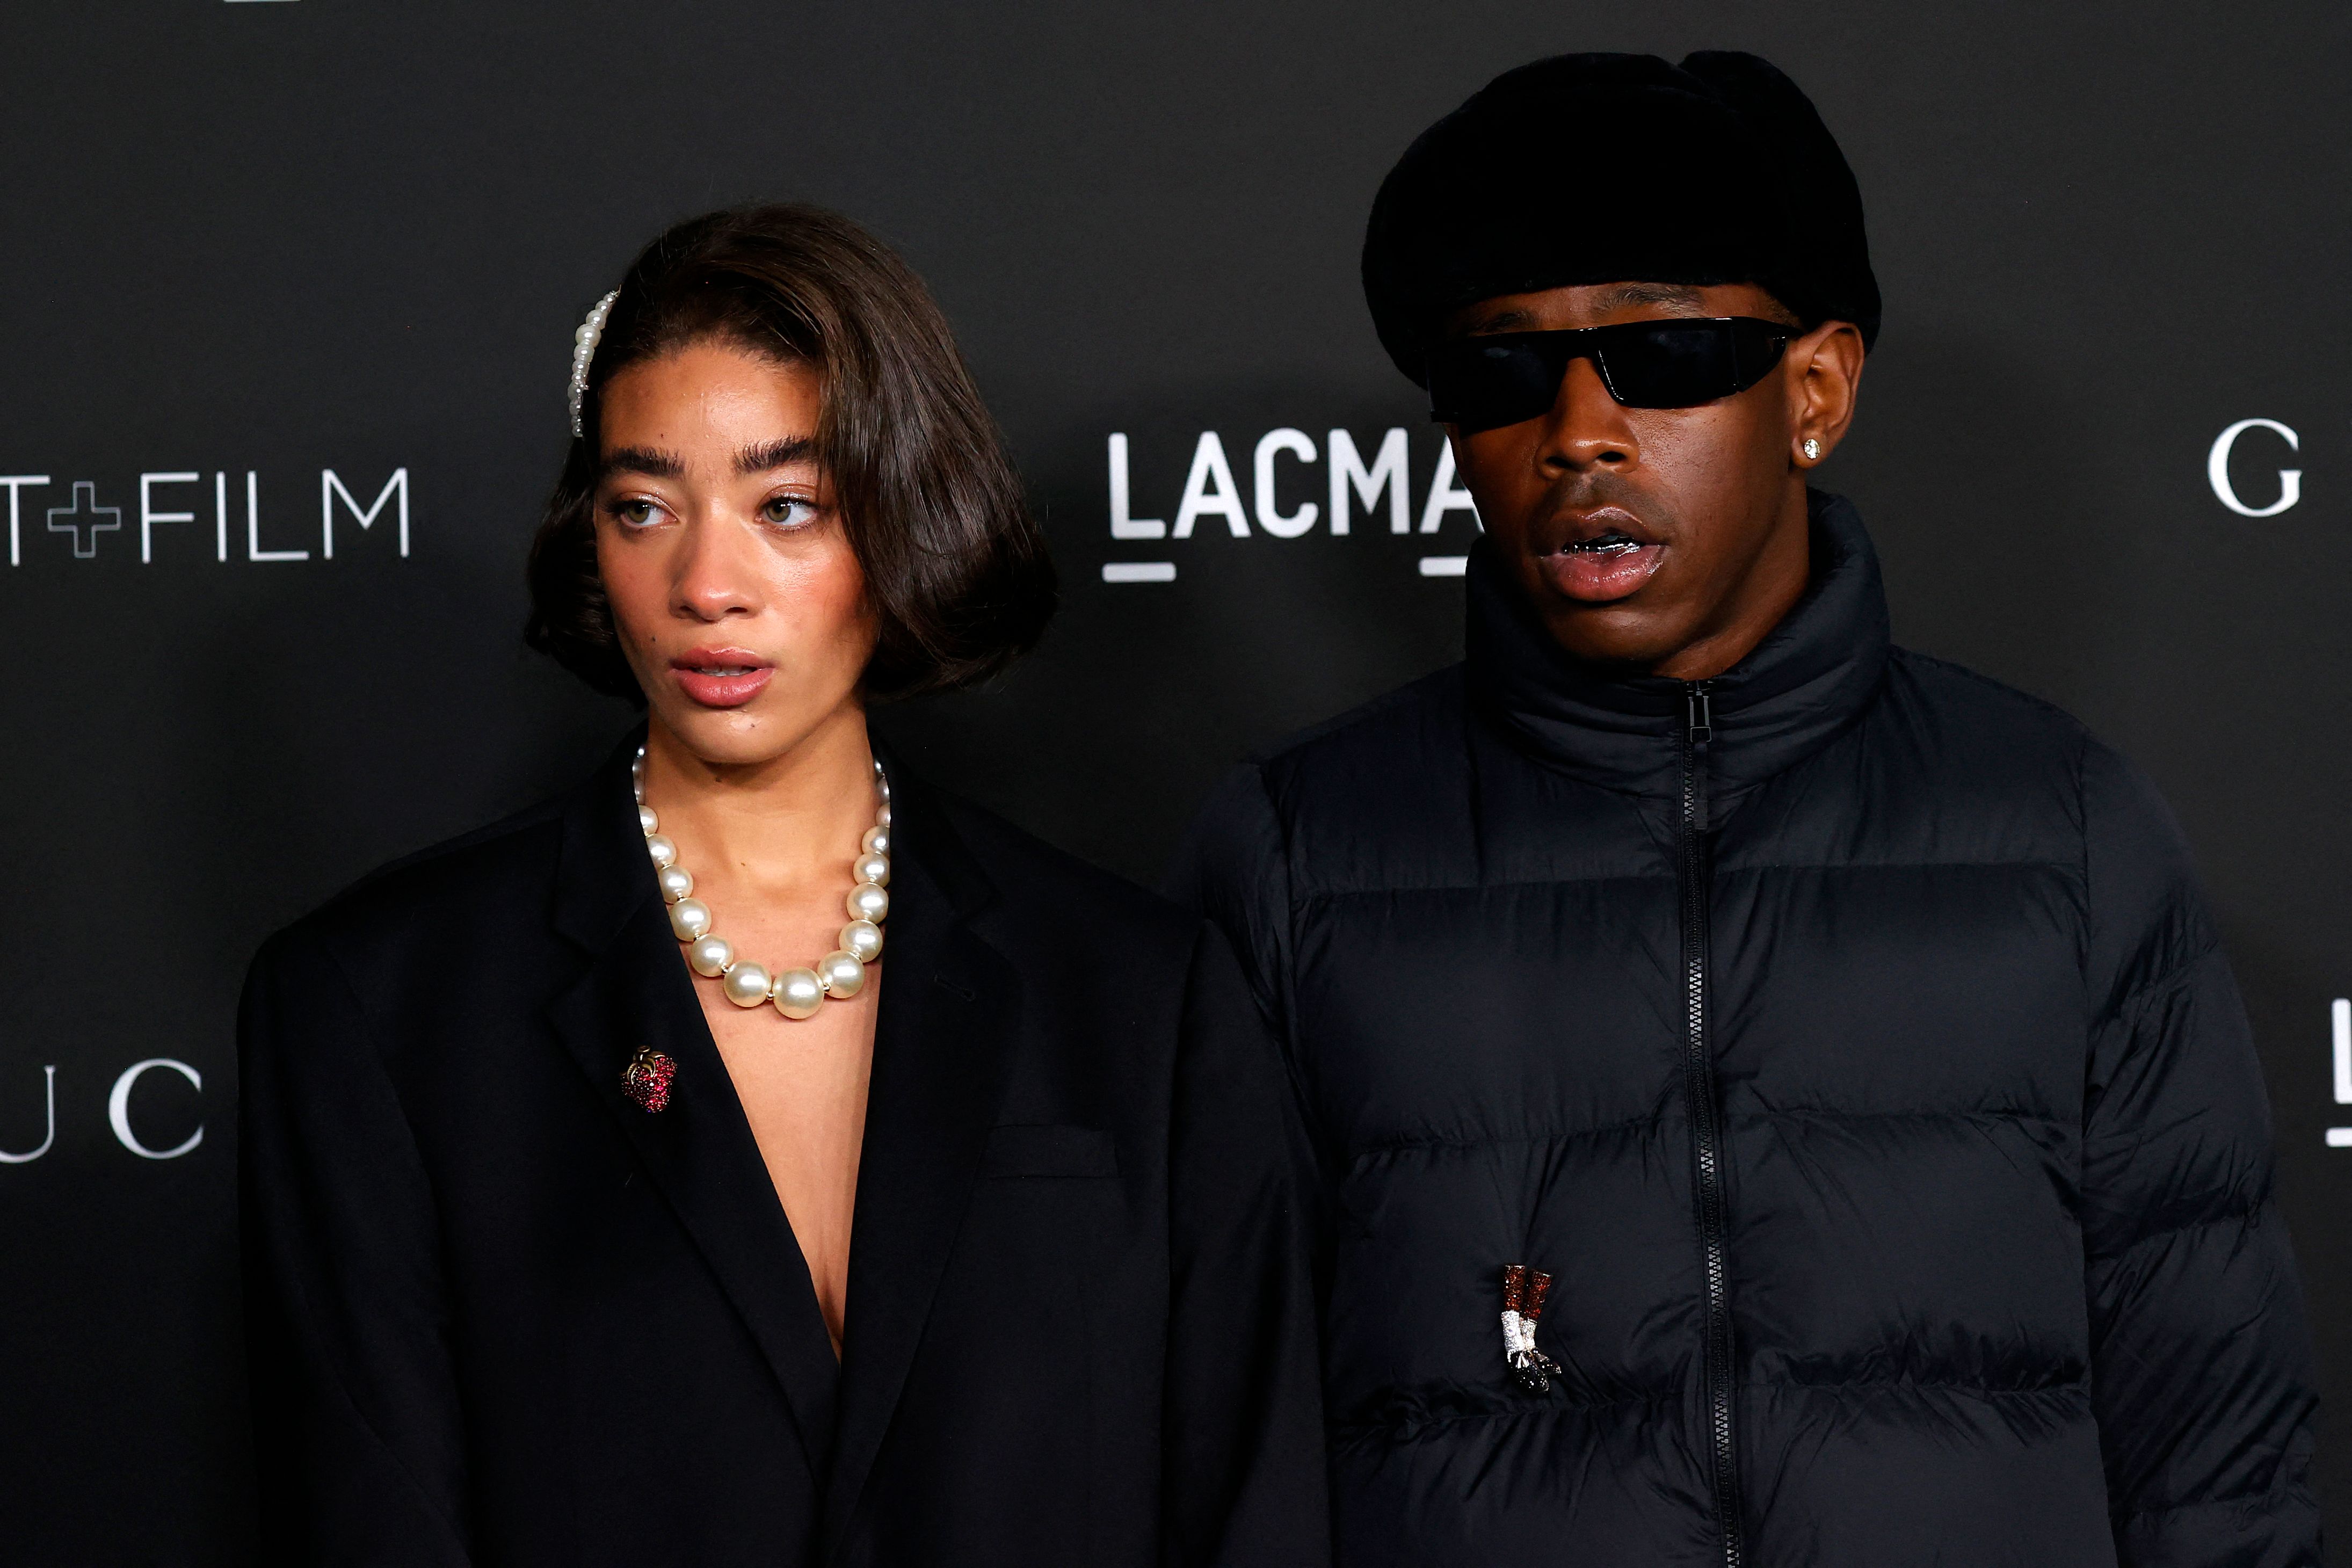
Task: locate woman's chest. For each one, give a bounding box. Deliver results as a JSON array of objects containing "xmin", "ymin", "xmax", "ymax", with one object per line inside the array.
[{"xmin": 696, "ymin": 963, "xmax": 881, "ymax": 1348}]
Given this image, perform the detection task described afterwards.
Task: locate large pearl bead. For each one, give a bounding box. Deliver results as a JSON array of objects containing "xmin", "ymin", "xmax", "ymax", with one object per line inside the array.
[
  {"xmin": 846, "ymin": 882, "xmax": 889, "ymax": 923},
  {"xmin": 657, "ymin": 864, "xmax": 694, "ymax": 904},
  {"xmin": 862, "ymin": 827, "xmax": 890, "ymax": 858},
  {"xmin": 645, "ymin": 834, "xmax": 678, "ymax": 868},
  {"xmin": 854, "ymin": 853, "xmax": 890, "ymax": 887},
  {"xmin": 839, "ymin": 919, "xmax": 883, "ymax": 963},
  {"xmin": 723, "ymin": 962, "xmax": 773, "ymax": 1008},
  {"xmin": 817, "ymin": 950, "xmax": 866, "ymax": 998},
  {"xmin": 688, "ymin": 933, "xmax": 732, "ymax": 977},
  {"xmin": 772, "ymin": 967, "xmax": 825, "ymax": 1019},
  {"xmin": 667, "ymin": 897, "xmax": 713, "ymax": 940},
  {"xmin": 638, "ymin": 804, "xmax": 659, "ymax": 834}
]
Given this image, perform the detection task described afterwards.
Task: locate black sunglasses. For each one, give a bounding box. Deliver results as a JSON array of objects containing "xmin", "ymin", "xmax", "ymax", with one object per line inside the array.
[{"xmin": 1426, "ymin": 317, "xmax": 1795, "ymax": 432}]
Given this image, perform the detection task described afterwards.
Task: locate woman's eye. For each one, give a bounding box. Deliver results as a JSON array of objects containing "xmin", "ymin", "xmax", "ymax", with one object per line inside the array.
[
  {"xmin": 611, "ymin": 498, "xmax": 662, "ymax": 528},
  {"xmin": 761, "ymin": 496, "xmax": 818, "ymax": 529}
]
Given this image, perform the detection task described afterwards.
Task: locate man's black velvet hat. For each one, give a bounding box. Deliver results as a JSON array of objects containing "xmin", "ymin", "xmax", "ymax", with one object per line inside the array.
[{"xmin": 1362, "ymin": 50, "xmax": 1880, "ymax": 384}]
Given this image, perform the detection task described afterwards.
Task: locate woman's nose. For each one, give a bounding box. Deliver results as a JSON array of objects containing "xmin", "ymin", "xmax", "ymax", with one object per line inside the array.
[{"xmin": 669, "ymin": 516, "xmax": 765, "ymax": 622}]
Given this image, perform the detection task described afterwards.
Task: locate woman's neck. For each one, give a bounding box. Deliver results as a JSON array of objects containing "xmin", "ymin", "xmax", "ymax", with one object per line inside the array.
[{"xmin": 640, "ymin": 702, "xmax": 880, "ymax": 897}]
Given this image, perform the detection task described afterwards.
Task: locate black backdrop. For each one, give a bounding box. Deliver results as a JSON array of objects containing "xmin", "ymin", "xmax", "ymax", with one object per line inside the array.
[{"xmin": 3, "ymin": 2, "xmax": 2348, "ymax": 1559}]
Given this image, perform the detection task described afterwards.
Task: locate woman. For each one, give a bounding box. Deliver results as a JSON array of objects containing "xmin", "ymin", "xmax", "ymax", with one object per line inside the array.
[{"xmin": 239, "ymin": 205, "xmax": 1326, "ymax": 1567}]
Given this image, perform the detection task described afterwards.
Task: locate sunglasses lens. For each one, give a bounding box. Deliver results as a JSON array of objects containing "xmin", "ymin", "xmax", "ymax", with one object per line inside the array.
[
  {"xmin": 1427, "ymin": 336, "xmax": 1566, "ymax": 431},
  {"xmin": 1429, "ymin": 320, "xmax": 1791, "ymax": 426},
  {"xmin": 1595, "ymin": 322, "xmax": 1752, "ymax": 408}
]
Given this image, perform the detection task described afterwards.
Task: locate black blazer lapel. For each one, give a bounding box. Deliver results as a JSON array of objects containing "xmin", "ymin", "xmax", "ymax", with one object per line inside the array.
[
  {"xmin": 821, "ymin": 776, "xmax": 1020, "ymax": 1558},
  {"xmin": 545, "ymin": 739, "xmax": 843, "ymax": 1484}
]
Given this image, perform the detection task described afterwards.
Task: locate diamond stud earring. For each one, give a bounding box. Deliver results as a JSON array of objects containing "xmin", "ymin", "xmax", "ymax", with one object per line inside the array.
[{"xmin": 1802, "ymin": 437, "xmax": 1822, "ymax": 461}]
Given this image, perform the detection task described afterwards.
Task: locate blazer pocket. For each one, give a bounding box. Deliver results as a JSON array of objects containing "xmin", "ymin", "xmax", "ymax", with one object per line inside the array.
[{"xmin": 979, "ymin": 1123, "xmax": 1119, "ymax": 1179}]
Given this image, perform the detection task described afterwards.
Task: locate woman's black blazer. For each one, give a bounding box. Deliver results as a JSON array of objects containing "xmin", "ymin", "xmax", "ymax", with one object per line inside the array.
[{"xmin": 239, "ymin": 736, "xmax": 1328, "ymax": 1567}]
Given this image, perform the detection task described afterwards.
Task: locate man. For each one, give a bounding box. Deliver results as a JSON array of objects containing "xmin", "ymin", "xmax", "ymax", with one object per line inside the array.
[{"xmin": 1174, "ymin": 52, "xmax": 2321, "ymax": 1567}]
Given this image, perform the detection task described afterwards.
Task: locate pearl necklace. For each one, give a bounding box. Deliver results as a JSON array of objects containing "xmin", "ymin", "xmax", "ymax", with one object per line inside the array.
[{"xmin": 633, "ymin": 745, "xmax": 891, "ymax": 1020}]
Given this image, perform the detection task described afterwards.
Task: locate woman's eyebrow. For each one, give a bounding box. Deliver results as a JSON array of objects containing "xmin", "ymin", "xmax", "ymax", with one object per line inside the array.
[
  {"xmin": 737, "ymin": 437, "xmax": 817, "ymax": 475},
  {"xmin": 599, "ymin": 445, "xmax": 684, "ymax": 480}
]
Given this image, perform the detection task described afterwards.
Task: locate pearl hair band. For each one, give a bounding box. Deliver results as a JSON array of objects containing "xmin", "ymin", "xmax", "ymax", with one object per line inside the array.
[{"xmin": 568, "ymin": 289, "xmax": 620, "ymax": 438}]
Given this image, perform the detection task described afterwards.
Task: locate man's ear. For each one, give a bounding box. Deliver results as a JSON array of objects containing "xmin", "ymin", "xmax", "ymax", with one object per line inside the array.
[{"xmin": 1788, "ymin": 321, "xmax": 1865, "ymax": 468}]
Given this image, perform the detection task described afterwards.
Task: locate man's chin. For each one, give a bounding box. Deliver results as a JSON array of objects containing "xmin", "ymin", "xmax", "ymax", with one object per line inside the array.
[{"xmin": 1523, "ymin": 590, "xmax": 1690, "ymax": 671}]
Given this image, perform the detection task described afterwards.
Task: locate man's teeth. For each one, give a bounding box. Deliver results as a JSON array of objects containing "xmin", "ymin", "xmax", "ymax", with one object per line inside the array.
[{"xmin": 1567, "ymin": 533, "xmax": 1643, "ymax": 555}]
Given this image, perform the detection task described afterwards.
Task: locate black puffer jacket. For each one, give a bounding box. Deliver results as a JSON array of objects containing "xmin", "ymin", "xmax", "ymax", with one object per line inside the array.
[{"xmin": 1174, "ymin": 496, "xmax": 2320, "ymax": 1567}]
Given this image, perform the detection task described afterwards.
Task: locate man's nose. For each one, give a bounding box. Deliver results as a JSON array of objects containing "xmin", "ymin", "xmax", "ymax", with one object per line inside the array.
[
  {"xmin": 1535, "ymin": 357, "xmax": 1637, "ymax": 470},
  {"xmin": 670, "ymin": 517, "xmax": 764, "ymax": 622}
]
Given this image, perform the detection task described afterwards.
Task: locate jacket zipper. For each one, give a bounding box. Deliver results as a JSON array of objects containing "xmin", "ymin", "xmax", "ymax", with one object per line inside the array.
[{"xmin": 1680, "ymin": 679, "xmax": 1744, "ymax": 1568}]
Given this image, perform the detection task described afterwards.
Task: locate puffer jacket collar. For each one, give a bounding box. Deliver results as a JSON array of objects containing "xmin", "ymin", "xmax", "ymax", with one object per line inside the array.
[{"xmin": 1464, "ymin": 488, "xmax": 1892, "ymax": 803}]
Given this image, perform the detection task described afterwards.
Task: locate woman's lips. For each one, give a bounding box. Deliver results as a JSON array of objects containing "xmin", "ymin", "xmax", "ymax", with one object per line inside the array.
[
  {"xmin": 1542, "ymin": 540, "xmax": 1667, "ymax": 603},
  {"xmin": 670, "ymin": 650, "xmax": 774, "ymax": 708}
]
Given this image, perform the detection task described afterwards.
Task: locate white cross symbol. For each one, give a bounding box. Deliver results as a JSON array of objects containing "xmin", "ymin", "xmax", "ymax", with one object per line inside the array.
[{"xmin": 46, "ymin": 482, "xmax": 121, "ymax": 559}]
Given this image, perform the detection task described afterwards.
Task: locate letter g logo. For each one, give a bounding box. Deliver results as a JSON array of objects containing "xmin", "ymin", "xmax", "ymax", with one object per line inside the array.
[{"xmin": 2208, "ymin": 418, "xmax": 2302, "ymax": 517}]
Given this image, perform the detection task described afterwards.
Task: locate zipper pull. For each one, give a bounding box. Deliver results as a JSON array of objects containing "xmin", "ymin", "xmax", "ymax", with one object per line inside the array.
[
  {"xmin": 1684, "ymin": 679, "xmax": 1715, "ymax": 834},
  {"xmin": 1685, "ymin": 679, "xmax": 1714, "ymax": 745}
]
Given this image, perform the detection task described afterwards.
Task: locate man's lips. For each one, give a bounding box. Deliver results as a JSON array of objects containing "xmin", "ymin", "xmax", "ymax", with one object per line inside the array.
[
  {"xmin": 669, "ymin": 648, "xmax": 775, "ymax": 708},
  {"xmin": 1538, "ymin": 508, "xmax": 1667, "ymax": 604}
]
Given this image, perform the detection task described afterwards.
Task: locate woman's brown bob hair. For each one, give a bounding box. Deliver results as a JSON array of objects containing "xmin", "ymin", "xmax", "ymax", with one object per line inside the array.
[{"xmin": 525, "ymin": 204, "xmax": 1056, "ymax": 702}]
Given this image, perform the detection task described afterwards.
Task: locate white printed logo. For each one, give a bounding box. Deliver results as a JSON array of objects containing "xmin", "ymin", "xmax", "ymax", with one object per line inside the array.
[
  {"xmin": 2327, "ymin": 998, "xmax": 2352, "ymax": 1148},
  {"xmin": 0, "ymin": 468, "xmax": 410, "ymax": 565},
  {"xmin": 1102, "ymin": 429, "xmax": 1479, "ymax": 583},
  {"xmin": 2208, "ymin": 419, "xmax": 2301, "ymax": 518},
  {"xmin": 0, "ymin": 1059, "xmax": 205, "ymax": 1164}
]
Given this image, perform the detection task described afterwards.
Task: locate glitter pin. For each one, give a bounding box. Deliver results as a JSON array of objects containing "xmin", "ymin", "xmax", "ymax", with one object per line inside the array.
[
  {"xmin": 1500, "ymin": 1263, "xmax": 1565, "ymax": 1394},
  {"xmin": 621, "ymin": 1046, "xmax": 678, "ymax": 1113}
]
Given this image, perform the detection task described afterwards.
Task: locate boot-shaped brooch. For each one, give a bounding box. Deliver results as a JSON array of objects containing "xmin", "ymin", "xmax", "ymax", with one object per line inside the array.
[{"xmin": 1500, "ymin": 1263, "xmax": 1564, "ymax": 1394}]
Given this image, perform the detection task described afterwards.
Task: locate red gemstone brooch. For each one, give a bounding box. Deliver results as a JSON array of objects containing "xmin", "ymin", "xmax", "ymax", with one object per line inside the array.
[
  {"xmin": 621, "ymin": 1047, "xmax": 677, "ymax": 1113},
  {"xmin": 1501, "ymin": 1263, "xmax": 1564, "ymax": 1393}
]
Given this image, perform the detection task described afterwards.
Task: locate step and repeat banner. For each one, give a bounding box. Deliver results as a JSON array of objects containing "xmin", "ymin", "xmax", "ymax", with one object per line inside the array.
[{"xmin": 2, "ymin": 1, "xmax": 2348, "ymax": 1558}]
